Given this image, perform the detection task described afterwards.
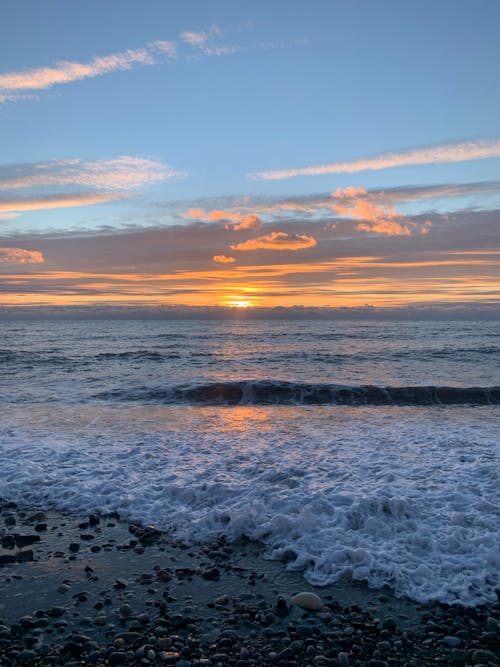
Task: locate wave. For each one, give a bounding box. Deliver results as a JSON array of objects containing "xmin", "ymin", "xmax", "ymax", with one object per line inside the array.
[{"xmin": 95, "ymin": 380, "xmax": 500, "ymax": 406}]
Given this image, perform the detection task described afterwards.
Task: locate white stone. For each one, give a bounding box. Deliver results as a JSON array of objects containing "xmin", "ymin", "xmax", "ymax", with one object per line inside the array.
[{"xmin": 291, "ymin": 591, "xmax": 324, "ymax": 611}]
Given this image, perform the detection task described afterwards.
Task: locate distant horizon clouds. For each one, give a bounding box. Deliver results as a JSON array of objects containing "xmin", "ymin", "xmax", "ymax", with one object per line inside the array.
[{"xmin": 250, "ymin": 140, "xmax": 500, "ymax": 180}]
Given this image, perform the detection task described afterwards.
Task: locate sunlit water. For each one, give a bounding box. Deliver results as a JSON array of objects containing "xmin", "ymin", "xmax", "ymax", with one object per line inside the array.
[{"xmin": 0, "ymin": 319, "xmax": 499, "ymax": 605}]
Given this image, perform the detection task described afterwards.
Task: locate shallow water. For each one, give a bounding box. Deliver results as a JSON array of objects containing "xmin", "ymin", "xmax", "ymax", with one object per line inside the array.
[{"xmin": 0, "ymin": 319, "xmax": 499, "ymax": 605}]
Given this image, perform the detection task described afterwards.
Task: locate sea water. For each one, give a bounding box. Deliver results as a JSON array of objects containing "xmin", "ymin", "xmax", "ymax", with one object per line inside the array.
[{"xmin": 0, "ymin": 318, "xmax": 498, "ymax": 606}]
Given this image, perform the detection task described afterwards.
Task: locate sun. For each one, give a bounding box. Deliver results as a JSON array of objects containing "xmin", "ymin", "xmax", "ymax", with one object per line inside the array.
[
  {"xmin": 223, "ymin": 297, "xmax": 255, "ymax": 308},
  {"xmin": 231, "ymin": 300, "xmax": 253, "ymax": 308}
]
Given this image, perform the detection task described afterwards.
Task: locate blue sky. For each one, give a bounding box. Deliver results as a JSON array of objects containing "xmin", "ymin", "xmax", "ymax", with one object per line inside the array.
[{"xmin": 0, "ymin": 0, "xmax": 499, "ymax": 311}]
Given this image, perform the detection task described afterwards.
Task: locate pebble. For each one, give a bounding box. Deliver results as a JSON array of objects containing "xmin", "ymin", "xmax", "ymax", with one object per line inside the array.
[{"xmin": 291, "ymin": 591, "xmax": 324, "ymax": 611}]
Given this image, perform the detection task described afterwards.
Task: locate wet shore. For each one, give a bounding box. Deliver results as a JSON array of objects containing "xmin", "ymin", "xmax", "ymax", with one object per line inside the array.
[{"xmin": 0, "ymin": 500, "xmax": 499, "ymax": 666}]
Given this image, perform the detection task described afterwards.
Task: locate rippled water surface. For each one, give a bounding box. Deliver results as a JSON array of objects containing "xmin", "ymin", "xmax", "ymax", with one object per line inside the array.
[{"xmin": 0, "ymin": 319, "xmax": 499, "ymax": 605}]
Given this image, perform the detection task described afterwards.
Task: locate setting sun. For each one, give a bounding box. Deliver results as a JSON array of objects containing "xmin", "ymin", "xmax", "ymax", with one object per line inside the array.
[{"xmin": 226, "ymin": 299, "xmax": 254, "ymax": 308}]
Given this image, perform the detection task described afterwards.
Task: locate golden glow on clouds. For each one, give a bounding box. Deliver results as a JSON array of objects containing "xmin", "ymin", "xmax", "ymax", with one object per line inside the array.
[
  {"xmin": 231, "ymin": 232, "xmax": 317, "ymax": 251},
  {"xmin": 0, "ymin": 247, "xmax": 45, "ymax": 264},
  {"xmin": 1, "ymin": 251, "xmax": 498, "ymax": 308}
]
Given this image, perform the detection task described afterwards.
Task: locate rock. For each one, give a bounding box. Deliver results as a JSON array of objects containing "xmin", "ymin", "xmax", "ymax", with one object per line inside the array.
[
  {"xmin": 19, "ymin": 649, "xmax": 38, "ymax": 661},
  {"xmin": 0, "ymin": 554, "xmax": 16, "ymax": 565},
  {"xmin": 441, "ymin": 635, "xmax": 461, "ymax": 648},
  {"xmin": 14, "ymin": 533, "xmax": 40, "ymax": 547},
  {"xmin": 291, "ymin": 591, "xmax": 324, "ymax": 611},
  {"xmin": 118, "ymin": 604, "xmax": 133, "ymax": 618},
  {"xmin": 57, "ymin": 583, "xmax": 70, "ymax": 593},
  {"xmin": 471, "ymin": 648, "xmax": 499, "ymax": 664},
  {"xmin": 34, "ymin": 522, "xmax": 47, "ymax": 531},
  {"xmin": 16, "ymin": 549, "xmax": 34, "ymax": 562},
  {"xmin": 201, "ymin": 567, "xmax": 220, "ymax": 580},
  {"xmin": 1, "ymin": 535, "xmax": 15, "ymax": 548},
  {"xmin": 69, "ymin": 542, "xmax": 80, "ymax": 552},
  {"xmin": 215, "ymin": 594, "xmax": 229, "ymax": 605},
  {"xmin": 337, "ymin": 653, "xmax": 350, "ymax": 667}
]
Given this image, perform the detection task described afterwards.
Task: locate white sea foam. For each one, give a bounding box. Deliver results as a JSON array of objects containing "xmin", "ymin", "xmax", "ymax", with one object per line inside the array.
[{"xmin": 0, "ymin": 404, "xmax": 499, "ymax": 606}]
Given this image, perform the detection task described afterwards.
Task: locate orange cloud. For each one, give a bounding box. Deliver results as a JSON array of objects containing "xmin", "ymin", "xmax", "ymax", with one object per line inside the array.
[
  {"xmin": 0, "ymin": 247, "xmax": 45, "ymax": 264},
  {"xmin": 0, "ymin": 192, "xmax": 122, "ymax": 213},
  {"xmin": 213, "ymin": 255, "xmax": 236, "ymax": 263},
  {"xmin": 231, "ymin": 232, "xmax": 317, "ymax": 251},
  {"xmin": 231, "ymin": 214, "xmax": 262, "ymax": 231},
  {"xmin": 185, "ymin": 208, "xmax": 262, "ymax": 230},
  {"xmin": 330, "ymin": 187, "xmax": 414, "ymax": 236}
]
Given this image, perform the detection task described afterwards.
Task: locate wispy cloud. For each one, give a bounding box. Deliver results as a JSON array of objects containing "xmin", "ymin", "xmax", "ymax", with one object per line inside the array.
[
  {"xmin": 0, "ymin": 247, "xmax": 45, "ymax": 264},
  {"xmin": 0, "ymin": 156, "xmax": 180, "ymax": 191},
  {"xmin": 250, "ymin": 140, "xmax": 500, "ymax": 180},
  {"xmin": 0, "ymin": 26, "xmax": 237, "ymax": 103},
  {"xmin": 0, "ymin": 193, "xmax": 122, "ymax": 214},
  {"xmin": 231, "ymin": 232, "xmax": 317, "ymax": 251},
  {"xmin": 0, "ymin": 156, "xmax": 181, "ymax": 215},
  {"xmin": 0, "ymin": 48, "xmax": 156, "ymax": 102}
]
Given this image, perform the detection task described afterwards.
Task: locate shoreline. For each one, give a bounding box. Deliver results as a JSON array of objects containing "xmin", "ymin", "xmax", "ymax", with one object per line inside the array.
[{"xmin": 1, "ymin": 500, "xmax": 499, "ymax": 666}]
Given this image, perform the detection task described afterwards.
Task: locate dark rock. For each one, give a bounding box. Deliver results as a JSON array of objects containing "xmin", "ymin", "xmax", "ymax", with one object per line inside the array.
[
  {"xmin": 1, "ymin": 534, "xmax": 15, "ymax": 548},
  {"xmin": 201, "ymin": 567, "xmax": 220, "ymax": 580},
  {"xmin": 470, "ymin": 648, "xmax": 499, "ymax": 664},
  {"xmin": 89, "ymin": 513, "xmax": 100, "ymax": 525},
  {"xmin": 34, "ymin": 522, "xmax": 47, "ymax": 531},
  {"xmin": 16, "ymin": 549, "xmax": 34, "ymax": 562},
  {"xmin": 69, "ymin": 542, "xmax": 80, "ymax": 552},
  {"xmin": 14, "ymin": 533, "xmax": 40, "ymax": 547},
  {"xmin": 63, "ymin": 640, "xmax": 84, "ymax": 657},
  {"xmin": 0, "ymin": 554, "xmax": 16, "ymax": 565}
]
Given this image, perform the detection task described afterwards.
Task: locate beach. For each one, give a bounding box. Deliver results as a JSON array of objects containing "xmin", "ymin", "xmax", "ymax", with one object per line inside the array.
[{"xmin": 1, "ymin": 501, "xmax": 499, "ymax": 666}]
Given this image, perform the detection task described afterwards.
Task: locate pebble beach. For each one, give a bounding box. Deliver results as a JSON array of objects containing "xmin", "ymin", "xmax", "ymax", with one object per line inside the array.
[{"xmin": 1, "ymin": 500, "xmax": 499, "ymax": 667}]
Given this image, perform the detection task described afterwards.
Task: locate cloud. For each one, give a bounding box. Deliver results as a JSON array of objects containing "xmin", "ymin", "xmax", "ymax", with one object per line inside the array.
[
  {"xmin": 180, "ymin": 25, "xmax": 238, "ymax": 57},
  {"xmin": 0, "ymin": 26, "xmax": 236, "ymax": 103},
  {"xmin": 0, "ymin": 156, "xmax": 181, "ymax": 192},
  {"xmin": 213, "ymin": 255, "xmax": 236, "ymax": 263},
  {"xmin": 250, "ymin": 139, "xmax": 500, "ymax": 180},
  {"xmin": 185, "ymin": 208, "xmax": 262, "ymax": 230},
  {"xmin": 0, "ymin": 247, "xmax": 44, "ymax": 264},
  {"xmin": 0, "ymin": 156, "xmax": 182, "ymax": 216},
  {"xmin": 231, "ymin": 232, "xmax": 317, "ymax": 251},
  {"xmin": 0, "ymin": 48, "xmax": 156, "ymax": 101},
  {"xmin": 231, "ymin": 214, "xmax": 262, "ymax": 231},
  {"xmin": 181, "ymin": 31, "xmax": 209, "ymax": 47},
  {"xmin": 0, "ymin": 192, "xmax": 122, "ymax": 213},
  {"xmin": 330, "ymin": 187, "xmax": 412, "ymax": 236}
]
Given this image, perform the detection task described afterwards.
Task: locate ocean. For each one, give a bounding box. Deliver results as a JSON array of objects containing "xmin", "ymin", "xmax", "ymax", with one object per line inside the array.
[{"xmin": 0, "ymin": 318, "xmax": 498, "ymax": 607}]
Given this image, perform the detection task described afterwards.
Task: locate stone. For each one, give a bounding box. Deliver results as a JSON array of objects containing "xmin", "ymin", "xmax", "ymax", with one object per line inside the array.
[
  {"xmin": 337, "ymin": 651, "xmax": 350, "ymax": 667},
  {"xmin": 16, "ymin": 549, "xmax": 34, "ymax": 562},
  {"xmin": 201, "ymin": 567, "xmax": 220, "ymax": 580},
  {"xmin": 291, "ymin": 591, "xmax": 324, "ymax": 611},
  {"xmin": 1, "ymin": 535, "xmax": 15, "ymax": 548},
  {"xmin": 0, "ymin": 554, "xmax": 16, "ymax": 565},
  {"xmin": 471, "ymin": 649, "xmax": 499, "ymax": 664},
  {"xmin": 441, "ymin": 636, "xmax": 461, "ymax": 648},
  {"xmin": 14, "ymin": 533, "xmax": 40, "ymax": 547}
]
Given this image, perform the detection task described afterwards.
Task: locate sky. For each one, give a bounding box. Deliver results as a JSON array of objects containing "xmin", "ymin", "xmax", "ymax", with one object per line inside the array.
[{"xmin": 1, "ymin": 0, "xmax": 499, "ymax": 315}]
